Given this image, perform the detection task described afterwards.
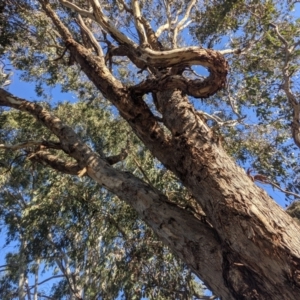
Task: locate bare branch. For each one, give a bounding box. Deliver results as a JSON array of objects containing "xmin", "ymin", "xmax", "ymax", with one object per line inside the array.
[
  {"xmin": 269, "ymin": 23, "xmax": 289, "ymax": 48},
  {"xmin": 139, "ymin": 16, "xmax": 163, "ymax": 50},
  {"xmin": 219, "ymin": 48, "xmax": 243, "ymax": 55},
  {"xmin": 270, "ymin": 22, "xmax": 300, "ymax": 148},
  {"xmin": 248, "ymin": 169, "xmax": 300, "ymax": 199},
  {"xmin": 59, "ymin": 0, "xmax": 137, "ymax": 48},
  {"xmin": 173, "ymin": 0, "xmax": 196, "ymax": 48},
  {"xmin": 117, "ymin": 0, "xmax": 132, "ymax": 13},
  {"xmin": 156, "ymin": 23, "xmax": 170, "ymax": 38},
  {"xmin": 268, "ymin": 181, "xmax": 300, "ymax": 199},
  {"xmin": 27, "ymin": 275, "xmax": 65, "ymax": 290},
  {"xmin": 77, "ymin": 14, "xmax": 103, "ymax": 57},
  {"xmin": 198, "ymin": 111, "xmax": 240, "ymax": 128},
  {"xmin": 130, "ymin": 46, "xmax": 228, "ymax": 99},
  {"xmin": 59, "ymin": 0, "xmax": 94, "ymax": 20},
  {"xmin": 131, "ymin": 0, "xmax": 148, "ymax": 46},
  {"xmin": 0, "ymin": 88, "xmax": 79, "ymax": 155},
  {"xmin": 226, "ymin": 85, "xmax": 243, "ymax": 118},
  {"xmin": 88, "ymin": 0, "xmax": 137, "ymax": 48},
  {"xmin": 39, "ymin": 1, "xmax": 73, "ymax": 40}
]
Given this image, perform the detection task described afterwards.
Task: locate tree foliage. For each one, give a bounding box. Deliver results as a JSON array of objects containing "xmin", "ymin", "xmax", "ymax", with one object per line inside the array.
[{"xmin": 1, "ymin": 0, "xmax": 300, "ymax": 299}]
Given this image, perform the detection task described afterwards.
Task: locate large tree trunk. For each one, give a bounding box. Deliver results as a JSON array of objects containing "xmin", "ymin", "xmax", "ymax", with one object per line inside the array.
[
  {"xmin": 2, "ymin": 77, "xmax": 300, "ymax": 300},
  {"xmin": 2, "ymin": 1, "xmax": 300, "ymax": 299}
]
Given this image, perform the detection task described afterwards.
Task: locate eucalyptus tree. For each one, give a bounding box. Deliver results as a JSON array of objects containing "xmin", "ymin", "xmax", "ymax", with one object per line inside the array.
[{"xmin": 1, "ymin": 0, "xmax": 300, "ymax": 299}]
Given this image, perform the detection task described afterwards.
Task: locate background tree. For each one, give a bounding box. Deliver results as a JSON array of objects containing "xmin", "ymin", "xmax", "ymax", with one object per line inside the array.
[{"xmin": 1, "ymin": 0, "xmax": 300, "ymax": 299}]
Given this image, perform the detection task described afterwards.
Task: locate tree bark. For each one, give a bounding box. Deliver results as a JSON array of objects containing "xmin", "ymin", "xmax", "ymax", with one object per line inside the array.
[{"xmin": 3, "ymin": 1, "xmax": 300, "ymax": 298}]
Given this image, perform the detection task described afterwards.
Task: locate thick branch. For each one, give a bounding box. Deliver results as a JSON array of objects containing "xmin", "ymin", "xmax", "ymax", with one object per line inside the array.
[
  {"xmin": 139, "ymin": 16, "xmax": 163, "ymax": 51},
  {"xmin": 106, "ymin": 148, "xmax": 128, "ymax": 165},
  {"xmin": 131, "ymin": 48, "xmax": 228, "ymax": 99},
  {"xmin": 58, "ymin": 0, "xmax": 228, "ymax": 99},
  {"xmin": 40, "ymin": 1, "xmax": 174, "ymax": 165},
  {"xmin": 0, "ymin": 88, "xmax": 229, "ymax": 298}
]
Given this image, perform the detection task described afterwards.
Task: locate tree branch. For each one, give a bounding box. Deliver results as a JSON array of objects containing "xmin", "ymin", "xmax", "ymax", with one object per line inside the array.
[
  {"xmin": 131, "ymin": 0, "xmax": 148, "ymax": 47},
  {"xmin": 0, "ymin": 140, "xmax": 61, "ymax": 151},
  {"xmin": 87, "ymin": 0, "xmax": 138, "ymax": 48},
  {"xmin": 270, "ymin": 23, "xmax": 300, "ymax": 149},
  {"xmin": 56, "ymin": 0, "xmax": 228, "ymax": 101},
  {"xmin": 0, "ymin": 87, "xmax": 226, "ymax": 297},
  {"xmin": 130, "ymin": 47, "xmax": 228, "ymax": 99},
  {"xmin": 173, "ymin": 0, "xmax": 196, "ymax": 48},
  {"xmin": 106, "ymin": 148, "xmax": 128, "ymax": 165},
  {"xmin": 28, "ymin": 275, "xmax": 65, "ymax": 290},
  {"xmin": 58, "ymin": 0, "xmax": 94, "ymax": 20},
  {"xmin": 156, "ymin": 23, "xmax": 170, "ymax": 38},
  {"xmin": 39, "ymin": 0, "xmax": 173, "ymax": 164},
  {"xmin": 77, "ymin": 14, "xmax": 103, "ymax": 57},
  {"xmin": 28, "ymin": 151, "xmax": 84, "ymax": 176}
]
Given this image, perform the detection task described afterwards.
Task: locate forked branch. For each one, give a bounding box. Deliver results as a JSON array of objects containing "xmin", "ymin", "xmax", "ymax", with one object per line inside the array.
[
  {"xmin": 58, "ymin": 0, "xmax": 228, "ymax": 99},
  {"xmin": 173, "ymin": 0, "xmax": 196, "ymax": 48}
]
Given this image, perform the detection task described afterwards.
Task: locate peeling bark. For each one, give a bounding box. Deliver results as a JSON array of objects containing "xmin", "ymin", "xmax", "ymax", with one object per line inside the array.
[
  {"xmin": 4, "ymin": 1, "xmax": 300, "ymax": 299},
  {"xmin": 0, "ymin": 88, "xmax": 229, "ymax": 298}
]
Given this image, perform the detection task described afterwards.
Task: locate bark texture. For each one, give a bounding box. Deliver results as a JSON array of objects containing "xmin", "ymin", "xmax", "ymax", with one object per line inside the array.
[{"xmin": 2, "ymin": 1, "xmax": 300, "ymax": 299}]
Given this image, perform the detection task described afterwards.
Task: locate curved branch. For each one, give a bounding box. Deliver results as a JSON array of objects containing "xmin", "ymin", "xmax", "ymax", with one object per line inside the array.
[
  {"xmin": 58, "ymin": 0, "xmax": 228, "ymax": 98},
  {"xmin": 156, "ymin": 23, "xmax": 170, "ymax": 38},
  {"xmin": 131, "ymin": 48, "xmax": 228, "ymax": 99},
  {"xmin": 136, "ymin": 47, "xmax": 228, "ymax": 98}
]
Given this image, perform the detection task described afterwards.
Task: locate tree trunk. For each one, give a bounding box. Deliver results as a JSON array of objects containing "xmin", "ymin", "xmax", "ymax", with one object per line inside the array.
[
  {"xmin": 3, "ymin": 1, "xmax": 300, "ymax": 298},
  {"xmin": 2, "ymin": 82, "xmax": 300, "ymax": 299}
]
